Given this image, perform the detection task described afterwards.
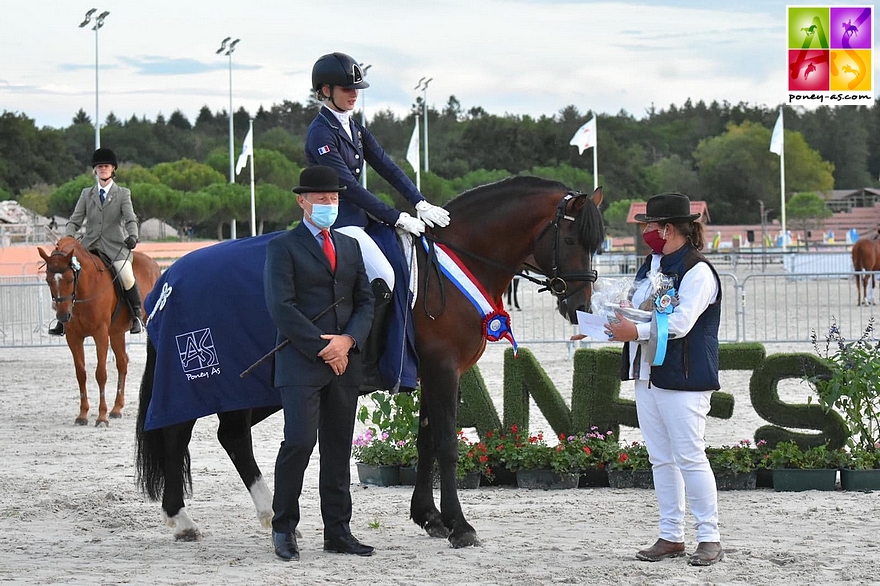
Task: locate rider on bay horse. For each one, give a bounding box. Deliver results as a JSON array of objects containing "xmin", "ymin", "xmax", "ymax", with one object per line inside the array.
[
  {"xmin": 49, "ymin": 148, "xmax": 144, "ymax": 336},
  {"xmin": 305, "ymin": 52, "xmax": 451, "ymax": 392}
]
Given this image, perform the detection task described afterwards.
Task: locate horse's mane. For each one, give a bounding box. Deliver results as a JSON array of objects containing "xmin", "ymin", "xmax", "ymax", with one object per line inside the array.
[{"xmin": 446, "ymin": 176, "xmax": 605, "ymax": 252}]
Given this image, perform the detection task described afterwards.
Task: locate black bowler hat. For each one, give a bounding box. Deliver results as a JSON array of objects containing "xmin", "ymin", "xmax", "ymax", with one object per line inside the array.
[
  {"xmin": 634, "ymin": 192, "xmax": 701, "ymax": 223},
  {"xmin": 292, "ymin": 166, "xmax": 347, "ymax": 194}
]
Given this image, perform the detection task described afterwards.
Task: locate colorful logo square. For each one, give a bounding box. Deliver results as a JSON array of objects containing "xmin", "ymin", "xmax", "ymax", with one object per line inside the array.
[{"xmin": 788, "ymin": 50, "xmax": 830, "ymax": 90}]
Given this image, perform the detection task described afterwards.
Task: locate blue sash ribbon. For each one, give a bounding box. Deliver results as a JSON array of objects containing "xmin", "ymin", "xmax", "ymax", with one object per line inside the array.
[{"xmin": 652, "ymin": 288, "xmax": 677, "ymax": 366}]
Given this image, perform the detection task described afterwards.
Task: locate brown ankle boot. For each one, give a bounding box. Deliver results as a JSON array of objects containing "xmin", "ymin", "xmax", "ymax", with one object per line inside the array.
[
  {"xmin": 636, "ymin": 538, "xmax": 686, "ymax": 562},
  {"xmin": 688, "ymin": 542, "xmax": 723, "ymax": 566}
]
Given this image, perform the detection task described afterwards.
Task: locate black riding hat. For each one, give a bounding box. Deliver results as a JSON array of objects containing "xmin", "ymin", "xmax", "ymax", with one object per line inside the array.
[
  {"xmin": 312, "ymin": 52, "xmax": 370, "ymax": 92},
  {"xmin": 292, "ymin": 166, "xmax": 347, "ymax": 194},
  {"xmin": 91, "ymin": 148, "xmax": 118, "ymax": 169},
  {"xmin": 634, "ymin": 192, "xmax": 701, "ymax": 223}
]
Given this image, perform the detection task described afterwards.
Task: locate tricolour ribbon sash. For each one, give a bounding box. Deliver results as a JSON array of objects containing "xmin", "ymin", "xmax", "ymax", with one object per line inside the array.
[{"xmin": 422, "ymin": 237, "xmax": 518, "ymax": 355}]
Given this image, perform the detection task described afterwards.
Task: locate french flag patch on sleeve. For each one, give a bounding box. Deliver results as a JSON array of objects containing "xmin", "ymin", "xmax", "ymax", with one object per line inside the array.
[{"xmin": 317, "ymin": 145, "xmax": 331, "ymax": 155}]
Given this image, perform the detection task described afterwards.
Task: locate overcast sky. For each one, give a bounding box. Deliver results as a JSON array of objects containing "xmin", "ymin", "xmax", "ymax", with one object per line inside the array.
[{"xmin": 1, "ymin": 0, "xmax": 871, "ymax": 130}]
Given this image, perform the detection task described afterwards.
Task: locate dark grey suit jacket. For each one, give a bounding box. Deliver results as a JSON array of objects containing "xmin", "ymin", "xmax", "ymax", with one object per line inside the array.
[
  {"xmin": 65, "ymin": 182, "xmax": 138, "ymax": 261},
  {"xmin": 263, "ymin": 222, "xmax": 373, "ymax": 388}
]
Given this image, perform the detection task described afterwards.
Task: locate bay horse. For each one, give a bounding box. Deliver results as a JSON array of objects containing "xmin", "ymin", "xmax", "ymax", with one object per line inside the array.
[
  {"xmin": 851, "ymin": 237, "xmax": 880, "ymax": 305},
  {"xmin": 38, "ymin": 236, "xmax": 161, "ymax": 426},
  {"xmin": 135, "ymin": 177, "xmax": 604, "ymax": 546}
]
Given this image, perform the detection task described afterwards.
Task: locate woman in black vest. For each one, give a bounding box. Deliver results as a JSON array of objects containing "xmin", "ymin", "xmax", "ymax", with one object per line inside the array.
[{"xmin": 605, "ymin": 193, "xmax": 723, "ymax": 567}]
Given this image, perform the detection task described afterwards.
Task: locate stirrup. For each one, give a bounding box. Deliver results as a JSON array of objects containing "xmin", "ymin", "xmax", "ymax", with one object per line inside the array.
[{"xmin": 129, "ymin": 317, "xmax": 144, "ymax": 335}]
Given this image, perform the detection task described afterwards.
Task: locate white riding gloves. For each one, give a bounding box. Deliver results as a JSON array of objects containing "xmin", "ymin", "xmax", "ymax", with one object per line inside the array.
[
  {"xmin": 395, "ymin": 212, "xmax": 426, "ymax": 236},
  {"xmin": 415, "ymin": 200, "xmax": 451, "ymax": 228}
]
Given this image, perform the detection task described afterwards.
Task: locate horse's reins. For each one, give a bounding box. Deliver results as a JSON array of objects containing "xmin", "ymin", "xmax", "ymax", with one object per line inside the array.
[{"xmin": 421, "ymin": 191, "xmax": 599, "ymax": 318}]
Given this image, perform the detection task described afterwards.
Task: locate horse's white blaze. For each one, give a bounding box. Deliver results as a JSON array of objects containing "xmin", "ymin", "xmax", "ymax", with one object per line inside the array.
[{"xmin": 248, "ymin": 476, "xmax": 273, "ymax": 528}]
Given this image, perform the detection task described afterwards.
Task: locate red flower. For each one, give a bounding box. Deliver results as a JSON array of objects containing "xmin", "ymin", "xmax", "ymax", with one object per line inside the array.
[
  {"xmin": 558, "ymin": 433, "xmax": 566, "ymax": 441},
  {"xmin": 529, "ymin": 436, "xmax": 538, "ymax": 444},
  {"xmin": 496, "ymin": 444, "xmax": 505, "ymax": 452},
  {"xmin": 583, "ymin": 446, "xmax": 592, "ymax": 455},
  {"xmin": 510, "ymin": 424, "xmax": 518, "ymax": 434},
  {"xmin": 555, "ymin": 445, "xmax": 563, "ymax": 452},
  {"xmin": 486, "ymin": 430, "xmax": 494, "ymax": 438},
  {"xmin": 468, "ymin": 451, "xmax": 475, "ymax": 459},
  {"xmin": 479, "ymin": 455, "xmax": 488, "ymax": 463},
  {"xmin": 618, "ymin": 453, "xmax": 630, "ymax": 464}
]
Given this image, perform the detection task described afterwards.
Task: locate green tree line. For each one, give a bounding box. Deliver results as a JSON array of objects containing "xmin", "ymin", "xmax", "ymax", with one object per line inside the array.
[{"xmin": 2, "ymin": 97, "xmax": 879, "ymax": 235}]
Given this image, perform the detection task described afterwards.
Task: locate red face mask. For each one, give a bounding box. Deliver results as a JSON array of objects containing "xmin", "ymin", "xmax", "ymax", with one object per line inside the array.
[{"xmin": 642, "ymin": 227, "xmax": 666, "ymax": 254}]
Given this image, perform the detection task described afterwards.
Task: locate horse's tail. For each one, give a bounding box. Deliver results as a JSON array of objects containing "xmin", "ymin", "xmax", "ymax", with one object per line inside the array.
[{"xmin": 135, "ymin": 338, "xmax": 192, "ymax": 500}]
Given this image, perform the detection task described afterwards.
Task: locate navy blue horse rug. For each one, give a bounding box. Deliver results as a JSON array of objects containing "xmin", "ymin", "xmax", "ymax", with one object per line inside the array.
[{"xmin": 143, "ymin": 233, "xmax": 281, "ymax": 431}]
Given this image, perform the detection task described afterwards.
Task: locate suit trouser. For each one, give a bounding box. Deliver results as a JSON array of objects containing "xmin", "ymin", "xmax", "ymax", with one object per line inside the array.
[
  {"xmin": 634, "ymin": 381, "xmax": 720, "ymax": 543},
  {"xmin": 272, "ymin": 379, "xmax": 359, "ymax": 539}
]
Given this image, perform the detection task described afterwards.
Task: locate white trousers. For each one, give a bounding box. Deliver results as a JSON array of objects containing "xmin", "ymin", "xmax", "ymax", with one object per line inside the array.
[
  {"xmin": 111, "ymin": 258, "xmax": 136, "ymax": 290},
  {"xmin": 335, "ymin": 226, "xmax": 394, "ymax": 289},
  {"xmin": 634, "ymin": 380, "xmax": 720, "ymax": 544}
]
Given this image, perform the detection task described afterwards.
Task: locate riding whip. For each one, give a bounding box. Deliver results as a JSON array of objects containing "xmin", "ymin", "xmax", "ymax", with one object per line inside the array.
[{"xmin": 239, "ymin": 297, "xmax": 344, "ymax": 378}]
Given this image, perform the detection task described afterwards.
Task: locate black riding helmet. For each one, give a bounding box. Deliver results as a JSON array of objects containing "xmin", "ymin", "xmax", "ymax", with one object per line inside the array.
[
  {"xmin": 312, "ymin": 52, "xmax": 370, "ymax": 94},
  {"xmin": 91, "ymin": 147, "xmax": 118, "ymax": 169}
]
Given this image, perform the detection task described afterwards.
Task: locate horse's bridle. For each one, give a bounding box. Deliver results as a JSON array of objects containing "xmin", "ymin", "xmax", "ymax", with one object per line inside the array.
[
  {"xmin": 523, "ymin": 191, "xmax": 599, "ymax": 301},
  {"xmin": 423, "ymin": 191, "xmax": 599, "ymax": 303},
  {"xmin": 46, "ymin": 252, "xmax": 82, "ymax": 306}
]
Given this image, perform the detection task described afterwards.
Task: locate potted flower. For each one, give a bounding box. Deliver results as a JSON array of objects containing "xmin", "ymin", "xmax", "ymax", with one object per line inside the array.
[
  {"xmin": 606, "ymin": 441, "xmax": 653, "ymax": 489},
  {"xmin": 456, "ymin": 432, "xmax": 484, "ymax": 489},
  {"xmin": 762, "ymin": 440, "xmax": 848, "ymax": 492},
  {"xmin": 575, "ymin": 427, "xmax": 618, "ymax": 487},
  {"xmin": 809, "ymin": 319, "xmax": 880, "ymax": 491},
  {"xmin": 706, "ymin": 440, "xmax": 758, "ymax": 490},
  {"xmin": 479, "ymin": 425, "xmax": 523, "ymax": 486},
  {"xmin": 840, "ymin": 444, "xmax": 880, "ymax": 491},
  {"xmin": 504, "ymin": 431, "xmax": 580, "ymax": 490},
  {"xmin": 352, "ymin": 428, "xmax": 406, "ymax": 486}
]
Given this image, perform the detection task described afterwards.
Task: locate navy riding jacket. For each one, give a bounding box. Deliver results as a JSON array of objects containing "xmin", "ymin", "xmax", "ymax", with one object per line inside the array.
[{"xmin": 305, "ymin": 106, "xmax": 425, "ymax": 229}]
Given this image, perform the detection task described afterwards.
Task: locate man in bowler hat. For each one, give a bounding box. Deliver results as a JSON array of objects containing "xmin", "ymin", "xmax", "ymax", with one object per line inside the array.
[{"xmin": 264, "ymin": 165, "xmax": 375, "ymax": 561}]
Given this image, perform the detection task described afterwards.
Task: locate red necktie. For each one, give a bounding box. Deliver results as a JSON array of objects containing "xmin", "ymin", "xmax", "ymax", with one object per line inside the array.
[{"xmin": 321, "ymin": 229, "xmax": 336, "ymax": 271}]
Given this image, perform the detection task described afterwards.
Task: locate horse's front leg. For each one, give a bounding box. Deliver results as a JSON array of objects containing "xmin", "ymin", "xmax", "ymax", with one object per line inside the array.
[
  {"xmin": 93, "ymin": 330, "xmax": 111, "ymax": 427},
  {"xmin": 422, "ymin": 369, "xmax": 479, "ymax": 548},
  {"xmin": 66, "ymin": 335, "xmax": 90, "ymax": 425},
  {"xmin": 216, "ymin": 410, "xmax": 273, "ymax": 529},
  {"xmin": 108, "ymin": 332, "xmax": 128, "ymax": 419},
  {"xmin": 411, "ymin": 406, "xmax": 445, "ymax": 538}
]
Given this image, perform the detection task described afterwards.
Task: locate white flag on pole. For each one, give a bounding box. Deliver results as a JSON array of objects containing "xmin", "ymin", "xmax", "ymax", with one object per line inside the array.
[
  {"xmin": 235, "ymin": 126, "xmax": 253, "ymax": 175},
  {"xmin": 406, "ymin": 117, "xmax": 420, "ymax": 172},
  {"xmin": 569, "ymin": 116, "xmax": 597, "ymax": 155},
  {"xmin": 769, "ymin": 109, "xmax": 783, "ymax": 156}
]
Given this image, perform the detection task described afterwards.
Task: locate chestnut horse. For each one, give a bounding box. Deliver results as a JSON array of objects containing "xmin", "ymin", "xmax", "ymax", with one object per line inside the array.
[
  {"xmin": 39, "ymin": 236, "xmax": 161, "ymax": 426},
  {"xmin": 136, "ymin": 177, "xmax": 604, "ymax": 546},
  {"xmin": 851, "ymin": 238, "xmax": 880, "ymax": 305}
]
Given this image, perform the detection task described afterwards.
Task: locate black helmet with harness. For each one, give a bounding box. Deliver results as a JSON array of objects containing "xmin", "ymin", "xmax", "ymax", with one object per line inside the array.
[
  {"xmin": 91, "ymin": 147, "xmax": 118, "ymax": 169},
  {"xmin": 312, "ymin": 52, "xmax": 370, "ymax": 102}
]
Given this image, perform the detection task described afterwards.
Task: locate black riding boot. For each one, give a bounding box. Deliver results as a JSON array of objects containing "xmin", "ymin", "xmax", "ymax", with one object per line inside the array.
[
  {"xmin": 48, "ymin": 321, "xmax": 65, "ymax": 336},
  {"xmin": 124, "ymin": 283, "xmax": 144, "ymax": 334},
  {"xmin": 359, "ymin": 279, "xmax": 393, "ymax": 393}
]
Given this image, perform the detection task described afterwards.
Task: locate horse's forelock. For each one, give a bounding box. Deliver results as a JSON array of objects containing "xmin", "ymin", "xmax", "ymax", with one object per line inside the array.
[{"xmin": 574, "ymin": 195, "xmax": 606, "ymax": 253}]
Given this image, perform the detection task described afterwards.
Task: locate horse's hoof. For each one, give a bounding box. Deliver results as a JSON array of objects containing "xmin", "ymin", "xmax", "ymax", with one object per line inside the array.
[
  {"xmin": 74, "ymin": 417, "xmax": 88, "ymax": 426},
  {"xmin": 174, "ymin": 528, "xmax": 202, "ymax": 542},
  {"xmin": 95, "ymin": 420, "xmax": 109, "ymax": 428},
  {"xmin": 109, "ymin": 411, "xmax": 123, "ymax": 419},
  {"xmin": 449, "ymin": 531, "xmax": 480, "ymax": 549},
  {"xmin": 424, "ymin": 518, "xmax": 451, "ymax": 538}
]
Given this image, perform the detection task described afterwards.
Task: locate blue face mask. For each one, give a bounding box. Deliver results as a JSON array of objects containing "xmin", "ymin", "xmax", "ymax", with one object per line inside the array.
[{"xmin": 308, "ymin": 203, "xmax": 338, "ymax": 229}]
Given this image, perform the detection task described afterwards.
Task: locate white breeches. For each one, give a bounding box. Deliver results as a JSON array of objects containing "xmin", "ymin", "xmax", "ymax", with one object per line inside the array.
[
  {"xmin": 335, "ymin": 226, "xmax": 395, "ymax": 289},
  {"xmin": 112, "ymin": 259, "xmax": 136, "ymax": 290},
  {"xmin": 635, "ymin": 380, "xmax": 720, "ymax": 543}
]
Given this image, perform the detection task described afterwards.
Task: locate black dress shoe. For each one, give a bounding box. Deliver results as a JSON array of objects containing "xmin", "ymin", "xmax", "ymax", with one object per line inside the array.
[
  {"xmin": 323, "ymin": 533, "xmax": 374, "ymax": 556},
  {"xmin": 273, "ymin": 530, "xmax": 299, "ymax": 561},
  {"xmin": 48, "ymin": 322, "xmax": 65, "ymax": 337}
]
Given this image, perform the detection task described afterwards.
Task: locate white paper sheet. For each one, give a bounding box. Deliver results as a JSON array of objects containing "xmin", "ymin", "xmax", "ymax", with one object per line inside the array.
[{"xmin": 576, "ymin": 310, "xmax": 611, "ymax": 340}]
